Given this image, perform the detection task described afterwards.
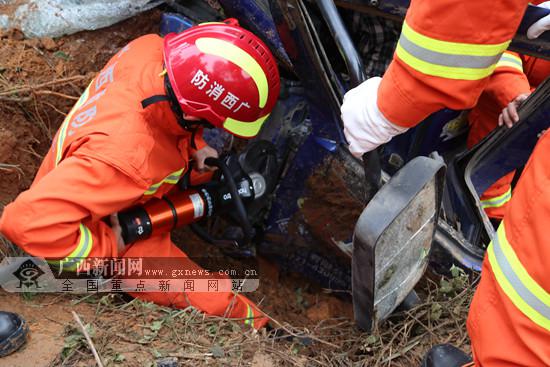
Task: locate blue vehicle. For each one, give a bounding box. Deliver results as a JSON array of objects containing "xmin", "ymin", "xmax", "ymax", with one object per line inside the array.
[{"xmin": 162, "ymin": 0, "xmax": 550, "ymax": 330}]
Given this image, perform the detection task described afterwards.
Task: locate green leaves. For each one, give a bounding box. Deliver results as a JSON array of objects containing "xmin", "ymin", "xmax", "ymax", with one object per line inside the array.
[
  {"xmin": 53, "ymin": 51, "xmax": 71, "ymax": 61},
  {"xmin": 439, "ymin": 265, "xmax": 469, "ymax": 296},
  {"xmin": 430, "ymin": 303, "xmax": 443, "ymax": 320},
  {"xmin": 61, "ymin": 324, "xmax": 94, "ymax": 360}
]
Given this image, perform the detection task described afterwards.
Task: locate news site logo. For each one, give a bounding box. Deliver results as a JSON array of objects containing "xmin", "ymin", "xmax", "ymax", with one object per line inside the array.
[
  {"xmin": 12, "ymin": 259, "xmax": 45, "ymax": 289},
  {"xmin": 0, "ymin": 256, "xmax": 259, "ymax": 294}
]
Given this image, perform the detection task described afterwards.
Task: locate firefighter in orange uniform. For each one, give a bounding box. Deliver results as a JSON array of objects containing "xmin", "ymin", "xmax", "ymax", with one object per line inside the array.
[
  {"xmin": 0, "ymin": 20, "xmax": 280, "ymax": 329},
  {"xmin": 467, "ymin": 49, "xmax": 550, "ymax": 219},
  {"xmin": 340, "ymin": 0, "xmax": 550, "ymax": 365}
]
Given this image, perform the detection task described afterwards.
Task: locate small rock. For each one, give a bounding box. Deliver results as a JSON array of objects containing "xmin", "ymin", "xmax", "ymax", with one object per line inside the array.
[
  {"xmin": 252, "ymin": 352, "xmax": 275, "ymax": 367},
  {"xmin": 306, "ymin": 301, "xmax": 331, "ymax": 322},
  {"xmin": 55, "ymin": 61, "xmax": 65, "ymax": 76},
  {"xmin": 306, "ymin": 297, "xmax": 354, "ymax": 322},
  {"xmin": 10, "ymin": 29, "xmax": 24, "ymax": 41},
  {"xmin": 26, "ymin": 38, "xmax": 40, "ymax": 48},
  {"xmin": 195, "ymin": 335, "xmax": 210, "ymax": 346},
  {"xmin": 210, "ymin": 344, "xmax": 224, "ymax": 358},
  {"xmin": 40, "ymin": 37, "xmax": 57, "ymax": 51},
  {"xmin": 156, "ymin": 357, "xmax": 178, "ymax": 367}
]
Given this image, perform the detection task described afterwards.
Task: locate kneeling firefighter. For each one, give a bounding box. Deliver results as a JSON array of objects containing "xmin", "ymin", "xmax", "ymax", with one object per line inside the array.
[{"xmin": 0, "ymin": 20, "xmax": 280, "ymax": 329}]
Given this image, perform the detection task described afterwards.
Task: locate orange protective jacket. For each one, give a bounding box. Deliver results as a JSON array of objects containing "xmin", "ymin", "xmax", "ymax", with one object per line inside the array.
[
  {"xmin": 0, "ymin": 34, "xmax": 267, "ymax": 329},
  {"xmin": 467, "ymin": 51, "xmax": 550, "ymax": 218},
  {"xmin": 378, "ymin": 0, "xmax": 530, "ymax": 128}
]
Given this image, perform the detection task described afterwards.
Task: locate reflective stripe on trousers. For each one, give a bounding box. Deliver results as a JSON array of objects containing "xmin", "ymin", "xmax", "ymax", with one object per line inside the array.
[
  {"xmin": 481, "ymin": 187, "xmax": 512, "ymax": 209},
  {"xmin": 487, "ymin": 222, "xmax": 550, "ymax": 331},
  {"xmin": 244, "ymin": 304, "xmax": 255, "ymax": 328}
]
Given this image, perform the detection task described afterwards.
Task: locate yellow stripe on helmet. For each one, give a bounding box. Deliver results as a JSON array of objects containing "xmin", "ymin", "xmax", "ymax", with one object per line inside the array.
[
  {"xmin": 223, "ymin": 113, "xmax": 269, "ymax": 138},
  {"xmin": 195, "ymin": 37, "xmax": 269, "ymax": 108}
]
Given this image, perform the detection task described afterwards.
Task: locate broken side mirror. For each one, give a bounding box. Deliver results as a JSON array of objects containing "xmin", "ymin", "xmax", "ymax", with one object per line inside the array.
[{"xmin": 352, "ymin": 156, "xmax": 446, "ymax": 331}]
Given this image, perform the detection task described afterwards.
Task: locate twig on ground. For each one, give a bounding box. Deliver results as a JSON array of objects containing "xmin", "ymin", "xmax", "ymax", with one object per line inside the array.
[
  {"xmin": 167, "ymin": 352, "xmax": 213, "ymax": 360},
  {"xmin": 0, "ymin": 163, "xmax": 24, "ymax": 178},
  {"xmin": 71, "ymin": 311, "xmax": 104, "ymax": 367},
  {"xmin": 0, "ymin": 75, "xmax": 87, "ymax": 96},
  {"xmin": 30, "ymin": 45, "xmax": 56, "ymax": 70},
  {"xmin": 19, "ymin": 146, "xmax": 43, "ymax": 160},
  {"xmin": 41, "ymin": 100, "xmax": 68, "ymax": 116},
  {"xmin": 380, "ymin": 338, "xmax": 422, "ymax": 364},
  {"xmin": 33, "ymin": 90, "xmax": 79, "ymax": 100},
  {"xmin": 263, "ymin": 311, "xmax": 340, "ymax": 348},
  {"xmin": 0, "ymin": 95, "xmax": 33, "ymax": 102}
]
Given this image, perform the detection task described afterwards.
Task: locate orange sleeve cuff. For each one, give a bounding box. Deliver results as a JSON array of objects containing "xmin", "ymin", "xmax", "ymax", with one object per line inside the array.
[
  {"xmin": 377, "ymin": 62, "xmax": 436, "ymax": 128},
  {"xmin": 487, "ymin": 71, "xmax": 530, "ymax": 108}
]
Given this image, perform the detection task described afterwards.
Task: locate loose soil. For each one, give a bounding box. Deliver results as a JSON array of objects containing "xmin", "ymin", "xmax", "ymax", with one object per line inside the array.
[{"xmin": 0, "ymin": 8, "xmax": 472, "ymax": 366}]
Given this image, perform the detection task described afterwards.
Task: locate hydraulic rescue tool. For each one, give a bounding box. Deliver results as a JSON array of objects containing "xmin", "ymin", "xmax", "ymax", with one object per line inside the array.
[{"xmin": 117, "ymin": 141, "xmax": 278, "ymax": 247}]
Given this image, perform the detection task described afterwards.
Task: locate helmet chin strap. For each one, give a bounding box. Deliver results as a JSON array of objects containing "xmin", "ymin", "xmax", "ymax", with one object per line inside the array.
[
  {"xmin": 163, "ymin": 75, "xmax": 215, "ymax": 149},
  {"xmin": 139, "ymin": 74, "xmax": 215, "ymax": 150},
  {"xmin": 163, "ymin": 75, "xmax": 214, "ymax": 131}
]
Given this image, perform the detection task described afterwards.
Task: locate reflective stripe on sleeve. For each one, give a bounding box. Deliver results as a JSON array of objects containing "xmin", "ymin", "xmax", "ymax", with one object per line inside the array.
[
  {"xmin": 143, "ymin": 167, "xmax": 185, "ymax": 196},
  {"xmin": 48, "ymin": 223, "xmax": 93, "ymax": 272},
  {"xmin": 495, "ymin": 53, "xmax": 523, "ymax": 72},
  {"xmin": 54, "ymin": 81, "xmax": 93, "ymax": 166},
  {"xmin": 487, "ymin": 223, "xmax": 550, "ymax": 331},
  {"xmin": 395, "ymin": 21, "xmax": 510, "ymax": 80}
]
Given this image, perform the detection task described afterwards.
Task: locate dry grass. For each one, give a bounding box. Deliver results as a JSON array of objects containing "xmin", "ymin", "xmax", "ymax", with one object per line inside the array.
[
  {"xmin": 0, "ymin": 235, "xmax": 477, "ymax": 366},
  {"xmin": 51, "ymin": 268, "xmax": 476, "ymax": 367}
]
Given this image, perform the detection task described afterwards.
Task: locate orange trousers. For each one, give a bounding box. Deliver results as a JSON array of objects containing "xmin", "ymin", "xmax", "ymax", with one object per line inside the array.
[
  {"xmin": 121, "ymin": 233, "xmax": 268, "ymax": 329},
  {"xmin": 468, "ymin": 100, "xmax": 514, "ymax": 220}
]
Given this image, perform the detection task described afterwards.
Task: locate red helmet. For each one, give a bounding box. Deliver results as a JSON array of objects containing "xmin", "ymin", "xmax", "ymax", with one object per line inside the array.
[{"xmin": 163, "ymin": 19, "xmax": 280, "ymax": 138}]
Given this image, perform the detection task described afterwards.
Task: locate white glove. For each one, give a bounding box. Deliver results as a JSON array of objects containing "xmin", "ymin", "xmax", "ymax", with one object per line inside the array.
[
  {"xmin": 527, "ymin": 1, "xmax": 550, "ymax": 39},
  {"xmin": 341, "ymin": 77, "xmax": 408, "ymax": 157}
]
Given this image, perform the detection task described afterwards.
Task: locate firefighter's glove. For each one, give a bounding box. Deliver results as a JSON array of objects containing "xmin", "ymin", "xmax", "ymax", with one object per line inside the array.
[
  {"xmin": 341, "ymin": 77, "xmax": 408, "ymax": 158},
  {"xmin": 528, "ymin": 1, "xmax": 550, "ymax": 39}
]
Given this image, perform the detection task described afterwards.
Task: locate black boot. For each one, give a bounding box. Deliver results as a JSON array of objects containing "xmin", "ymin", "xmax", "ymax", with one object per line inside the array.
[
  {"xmin": 421, "ymin": 344, "xmax": 472, "ymax": 367},
  {"xmin": 0, "ymin": 312, "xmax": 29, "ymax": 357}
]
